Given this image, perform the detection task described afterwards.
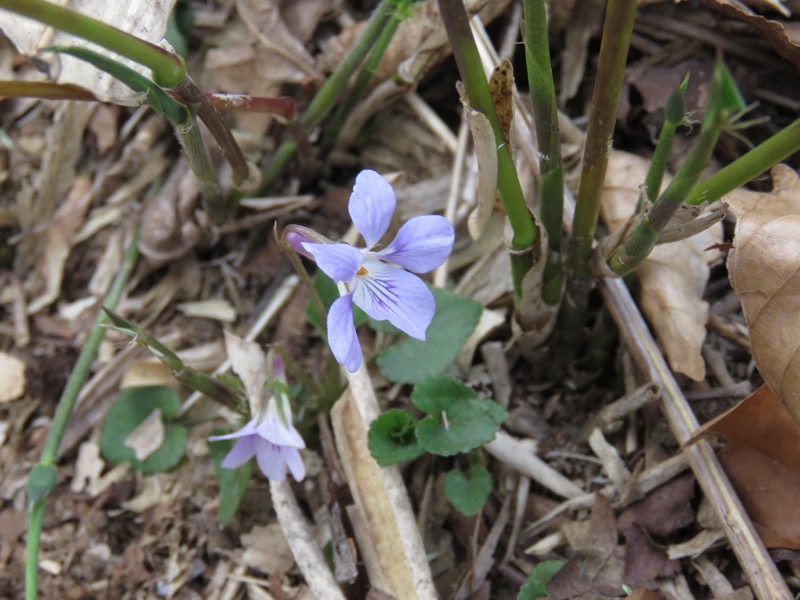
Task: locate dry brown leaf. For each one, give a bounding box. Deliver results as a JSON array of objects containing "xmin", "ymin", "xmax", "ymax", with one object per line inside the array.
[
  {"xmin": 27, "ymin": 175, "xmax": 94, "ymax": 314},
  {"xmin": 0, "ymin": 0, "xmax": 177, "ymax": 104},
  {"xmin": 600, "ymin": 151, "xmax": 723, "ymax": 380},
  {"xmin": 223, "ymin": 330, "xmax": 267, "ymax": 415},
  {"xmin": 124, "ymin": 409, "xmax": 166, "ymax": 461},
  {"xmin": 458, "ymin": 82, "xmax": 498, "ymax": 241},
  {"xmin": 241, "ymin": 523, "xmax": 296, "ymax": 574},
  {"xmin": 727, "ymin": 164, "xmax": 800, "ymax": 424},
  {"xmin": 692, "ymin": 0, "xmax": 800, "ymax": 68},
  {"xmin": 0, "ymin": 352, "xmax": 26, "ymax": 403},
  {"xmin": 690, "ymin": 384, "xmax": 800, "ymax": 548}
]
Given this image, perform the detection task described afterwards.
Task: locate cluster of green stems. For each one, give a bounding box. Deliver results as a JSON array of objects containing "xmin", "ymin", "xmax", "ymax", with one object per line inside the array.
[{"xmin": 6, "ymin": 0, "xmax": 800, "ymax": 597}]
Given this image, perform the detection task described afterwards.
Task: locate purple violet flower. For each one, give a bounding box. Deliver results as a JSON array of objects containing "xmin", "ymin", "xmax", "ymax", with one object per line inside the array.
[
  {"xmin": 301, "ymin": 169, "xmax": 454, "ymax": 372},
  {"xmin": 209, "ymin": 356, "xmax": 305, "ymax": 481}
]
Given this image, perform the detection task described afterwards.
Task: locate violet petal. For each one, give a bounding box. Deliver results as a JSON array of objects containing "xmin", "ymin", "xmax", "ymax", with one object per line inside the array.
[
  {"xmin": 348, "ymin": 170, "xmax": 396, "ymax": 248},
  {"xmin": 303, "ymin": 242, "xmax": 364, "ymax": 283},
  {"xmin": 378, "ymin": 215, "xmax": 454, "ymax": 273},
  {"xmin": 353, "ymin": 261, "xmax": 434, "ymax": 340},
  {"xmin": 327, "ymin": 294, "xmax": 362, "ymax": 372}
]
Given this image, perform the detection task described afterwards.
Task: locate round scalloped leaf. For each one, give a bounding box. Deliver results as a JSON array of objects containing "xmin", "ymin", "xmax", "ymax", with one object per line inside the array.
[
  {"xmin": 101, "ymin": 386, "xmax": 187, "ymax": 474},
  {"xmin": 412, "ymin": 375, "xmax": 506, "ymax": 456},
  {"xmin": 368, "ymin": 409, "xmax": 426, "ymax": 466},
  {"xmin": 444, "ymin": 464, "xmax": 492, "ymax": 516},
  {"xmin": 377, "ymin": 286, "xmax": 481, "ymax": 384}
]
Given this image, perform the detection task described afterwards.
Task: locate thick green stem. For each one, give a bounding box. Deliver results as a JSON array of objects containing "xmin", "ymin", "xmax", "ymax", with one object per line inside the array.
[
  {"xmin": 257, "ymin": 0, "xmax": 394, "ymax": 193},
  {"xmin": 437, "ymin": 0, "xmax": 537, "ymax": 295},
  {"xmin": 686, "ymin": 117, "xmax": 800, "ymax": 205},
  {"xmin": 0, "ymin": 0, "xmax": 185, "ymax": 87},
  {"xmin": 523, "ymin": 0, "xmax": 564, "ymax": 306},
  {"xmin": 174, "ymin": 76, "xmax": 250, "ymax": 187},
  {"xmin": 26, "ymin": 227, "xmax": 140, "ymax": 600},
  {"xmin": 558, "ymin": 0, "xmax": 637, "ymax": 357},
  {"xmin": 173, "ymin": 116, "xmax": 226, "ymax": 224}
]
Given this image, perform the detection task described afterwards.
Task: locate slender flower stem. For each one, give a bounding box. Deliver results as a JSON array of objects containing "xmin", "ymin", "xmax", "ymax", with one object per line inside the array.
[
  {"xmin": 26, "ymin": 227, "xmax": 140, "ymax": 600},
  {"xmin": 257, "ymin": 0, "xmax": 394, "ymax": 193},
  {"xmin": 558, "ymin": 0, "xmax": 637, "ymax": 355},
  {"xmin": 0, "ymin": 0, "xmax": 185, "ymax": 87},
  {"xmin": 523, "ymin": 0, "xmax": 564, "ymax": 306},
  {"xmin": 685, "ymin": 116, "xmax": 800, "ymax": 205},
  {"xmin": 437, "ymin": 0, "xmax": 537, "ymax": 295}
]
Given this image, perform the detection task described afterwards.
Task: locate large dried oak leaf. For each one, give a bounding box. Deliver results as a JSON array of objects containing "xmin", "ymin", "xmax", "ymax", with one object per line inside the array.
[
  {"xmin": 727, "ymin": 164, "xmax": 800, "ymax": 425},
  {"xmin": 601, "ymin": 151, "xmax": 723, "ymax": 380}
]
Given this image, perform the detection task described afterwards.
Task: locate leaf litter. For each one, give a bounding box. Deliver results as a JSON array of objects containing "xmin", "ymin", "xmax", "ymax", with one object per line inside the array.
[{"xmin": 1, "ymin": 0, "xmax": 800, "ymax": 598}]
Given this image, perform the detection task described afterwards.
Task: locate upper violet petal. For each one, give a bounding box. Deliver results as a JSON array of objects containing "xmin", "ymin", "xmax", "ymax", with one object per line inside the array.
[
  {"xmin": 208, "ymin": 417, "xmax": 260, "ymax": 442},
  {"xmin": 303, "ymin": 242, "xmax": 364, "ymax": 283},
  {"xmin": 352, "ymin": 261, "xmax": 435, "ymax": 340},
  {"xmin": 220, "ymin": 435, "xmax": 258, "ymax": 469},
  {"xmin": 349, "ymin": 170, "xmax": 396, "ymax": 248},
  {"xmin": 257, "ymin": 416, "xmax": 306, "ymax": 448},
  {"xmin": 378, "ymin": 215, "xmax": 454, "ymax": 273},
  {"xmin": 327, "ymin": 294, "xmax": 362, "ymax": 372}
]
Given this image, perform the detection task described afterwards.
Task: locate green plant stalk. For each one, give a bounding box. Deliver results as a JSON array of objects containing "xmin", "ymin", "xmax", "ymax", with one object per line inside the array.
[
  {"xmin": 174, "ymin": 76, "xmax": 250, "ymax": 187},
  {"xmin": 437, "ymin": 0, "xmax": 537, "ymax": 295},
  {"xmin": 0, "ymin": 80, "xmax": 97, "ymax": 101},
  {"xmin": 0, "ymin": 0, "xmax": 185, "ymax": 87},
  {"xmin": 605, "ymin": 126, "xmax": 722, "ymax": 276},
  {"xmin": 327, "ymin": 8, "xmax": 403, "ymax": 145},
  {"xmin": 640, "ymin": 79, "xmax": 688, "ymax": 211},
  {"xmin": 523, "ymin": 0, "xmax": 564, "ymax": 306},
  {"xmin": 257, "ymin": 0, "xmax": 394, "ymax": 193},
  {"xmin": 102, "ymin": 308, "xmax": 245, "ymax": 412},
  {"xmin": 558, "ymin": 0, "xmax": 637, "ymax": 353},
  {"xmin": 685, "ymin": 116, "xmax": 800, "ymax": 205},
  {"xmin": 173, "ymin": 116, "xmax": 227, "ymax": 224},
  {"xmin": 25, "ymin": 227, "xmax": 140, "ymax": 600},
  {"xmin": 607, "ymin": 63, "xmax": 740, "ymax": 276}
]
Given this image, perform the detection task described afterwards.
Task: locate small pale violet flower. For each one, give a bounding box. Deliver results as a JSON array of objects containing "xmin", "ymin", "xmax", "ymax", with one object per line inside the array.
[
  {"xmin": 300, "ymin": 169, "xmax": 454, "ymax": 372},
  {"xmin": 208, "ymin": 356, "xmax": 305, "ymax": 481}
]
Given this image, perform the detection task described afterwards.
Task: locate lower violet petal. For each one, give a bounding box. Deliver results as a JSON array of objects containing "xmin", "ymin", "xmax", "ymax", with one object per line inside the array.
[
  {"xmin": 328, "ymin": 294, "xmax": 363, "ymax": 372},
  {"xmin": 220, "ymin": 435, "xmax": 258, "ymax": 469},
  {"xmin": 254, "ymin": 439, "xmax": 287, "ymax": 481},
  {"xmin": 283, "ymin": 447, "xmax": 306, "ymax": 481},
  {"xmin": 353, "ymin": 262, "xmax": 434, "ymax": 340}
]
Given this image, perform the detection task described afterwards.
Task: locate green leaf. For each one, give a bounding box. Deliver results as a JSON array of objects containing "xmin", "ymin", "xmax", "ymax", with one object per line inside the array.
[
  {"xmin": 517, "ymin": 561, "xmax": 564, "ymax": 599},
  {"xmin": 444, "ymin": 463, "xmax": 492, "ymax": 516},
  {"xmin": 412, "ymin": 376, "xmax": 507, "ymax": 456},
  {"xmin": 101, "ymin": 386, "xmax": 188, "ymax": 474},
  {"xmin": 368, "ymin": 409, "xmax": 426, "ymax": 466},
  {"xmin": 377, "ymin": 287, "xmax": 481, "ymax": 384},
  {"xmin": 209, "ymin": 429, "xmax": 253, "ymax": 524},
  {"xmin": 27, "ymin": 464, "xmax": 58, "ymax": 503},
  {"xmin": 46, "ymin": 45, "xmax": 190, "ymax": 124}
]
